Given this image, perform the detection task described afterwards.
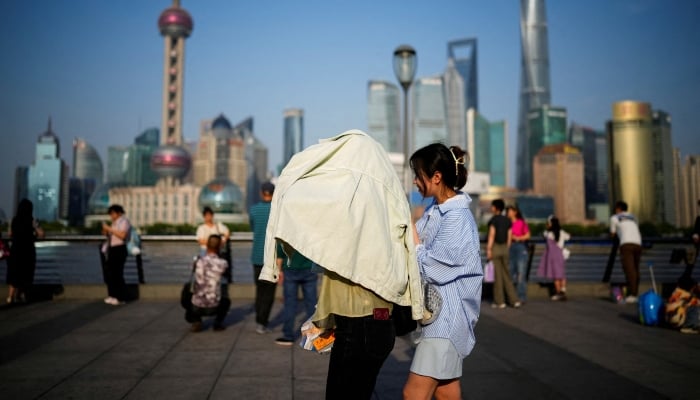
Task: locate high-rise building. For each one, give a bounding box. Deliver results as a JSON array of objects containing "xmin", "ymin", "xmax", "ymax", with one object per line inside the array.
[
  {"xmin": 447, "ymin": 38, "xmax": 478, "ymax": 111},
  {"xmin": 675, "ymin": 153, "xmax": 700, "ymax": 227},
  {"xmin": 283, "ymin": 108, "xmax": 304, "ymax": 166},
  {"xmin": 607, "ymin": 101, "xmax": 656, "ymax": 223},
  {"xmin": 192, "ymin": 114, "xmax": 249, "ymax": 205},
  {"xmin": 28, "ymin": 118, "xmax": 69, "ymax": 221},
  {"xmin": 533, "ymin": 143, "xmax": 585, "ymax": 223},
  {"xmin": 652, "ymin": 110, "xmax": 677, "ymax": 225},
  {"xmin": 72, "ymin": 138, "xmax": 103, "ymax": 186},
  {"xmin": 13, "ymin": 166, "xmax": 29, "ymax": 214},
  {"xmin": 367, "ymin": 80, "xmax": 401, "ymax": 153},
  {"xmin": 107, "ymin": 146, "xmax": 129, "ymax": 184},
  {"xmin": 568, "ymin": 123, "xmax": 608, "ymax": 217},
  {"xmin": 238, "ymin": 117, "xmax": 269, "ymax": 208},
  {"xmin": 466, "ymin": 109, "xmax": 509, "ymax": 187},
  {"xmin": 521, "ymin": 105, "xmax": 567, "ymax": 189},
  {"xmin": 69, "ymin": 138, "xmax": 104, "ymax": 226},
  {"xmin": 443, "ymin": 59, "xmax": 466, "ymax": 149},
  {"xmin": 135, "ymin": 127, "xmax": 160, "ymax": 147},
  {"xmin": 126, "ymin": 127, "xmax": 160, "ymax": 186},
  {"xmin": 412, "ymin": 76, "xmax": 447, "ymax": 150},
  {"xmin": 516, "ymin": 0, "xmax": 552, "ymax": 190}
]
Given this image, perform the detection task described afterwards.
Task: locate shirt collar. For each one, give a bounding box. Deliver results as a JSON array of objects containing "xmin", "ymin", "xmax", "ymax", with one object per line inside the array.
[{"xmin": 432, "ymin": 192, "xmax": 471, "ymax": 214}]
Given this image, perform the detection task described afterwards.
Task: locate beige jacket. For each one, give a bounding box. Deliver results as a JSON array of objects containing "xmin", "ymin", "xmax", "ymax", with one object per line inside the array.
[{"xmin": 259, "ymin": 130, "xmax": 424, "ymax": 319}]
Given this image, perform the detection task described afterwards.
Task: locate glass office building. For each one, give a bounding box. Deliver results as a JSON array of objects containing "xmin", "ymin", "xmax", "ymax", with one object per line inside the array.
[
  {"xmin": 569, "ymin": 123, "xmax": 608, "ymax": 217},
  {"xmin": 447, "ymin": 38, "xmax": 478, "ymax": 111},
  {"xmin": 517, "ymin": 0, "xmax": 551, "ymax": 190},
  {"xmin": 107, "ymin": 146, "xmax": 129, "ymax": 184},
  {"xmin": 412, "ymin": 77, "xmax": 448, "ymax": 151},
  {"xmin": 367, "ymin": 80, "xmax": 400, "ymax": 153},
  {"xmin": 489, "ymin": 120, "xmax": 508, "ymax": 187},
  {"xmin": 523, "ymin": 105, "xmax": 567, "ymax": 190},
  {"xmin": 28, "ymin": 121, "xmax": 68, "ymax": 221},
  {"xmin": 72, "ymin": 138, "xmax": 103, "ymax": 186},
  {"xmin": 467, "ymin": 109, "xmax": 509, "ymax": 187},
  {"xmin": 652, "ymin": 110, "xmax": 676, "ymax": 225},
  {"xmin": 443, "ymin": 59, "xmax": 466, "ymax": 149},
  {"xmin": 283, "ymin": 108, "xmax": 304, "ymax": 167}
]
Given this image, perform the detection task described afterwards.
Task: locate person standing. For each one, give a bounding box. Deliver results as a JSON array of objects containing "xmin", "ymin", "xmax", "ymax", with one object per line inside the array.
[
  {"xmin": 487, "ymin": 199, "xmax": 520, "ymax": 309},
  {"xmin": 102, "ymin": 204, "xmax": 131, "ymax": 305},
  {"xmin": 537, "ymin": 215, "xmax": 570, "ymax": 301},
  {"xmin": 185, "ymin": 234, "xmax": 231, "ymax": 332},
  {"xmin": 249, "ymin": 182, "xmax": 277, "ymax": 334},
  {"xmin": 610, "ymin": 201, "xmax": 643, "ymax": 304},
  {"xmin": 403, "ymin": 143, "xmax": 482, "ymax": 400},
  {"xmin": 6, "ymin": 199, "xmax": 44, "ymax": 304},
  {"xmin": 274, "ymin": 241, "xmax": 318, "ymax": 346},
  {"xmin": 692, "ymin": 199, "xmax": 700, "ymax": 265},
  {"xmin": 507, "ymin": 205, "xmax": 531, "ymax": 302},
  {"xmin": 196, "ymin": 207, "xmax": 231, "ymax": 282}
]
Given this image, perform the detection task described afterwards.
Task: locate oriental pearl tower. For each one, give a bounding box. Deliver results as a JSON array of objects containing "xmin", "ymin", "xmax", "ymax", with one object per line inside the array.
[{"xmin": 151, "ymin": 0, "xmax": 193, "ymax": 183}]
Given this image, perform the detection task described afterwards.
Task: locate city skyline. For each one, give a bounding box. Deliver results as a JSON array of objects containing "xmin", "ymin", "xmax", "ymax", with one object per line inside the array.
[{"xmin": 1, "ymin": 0, "xmax": 699, "ymax": 216}]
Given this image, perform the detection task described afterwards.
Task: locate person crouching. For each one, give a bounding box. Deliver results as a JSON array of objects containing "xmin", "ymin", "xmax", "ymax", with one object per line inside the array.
[{"xmin": 185, "ymin": 234, "xmax": 231, "ymax": 332}]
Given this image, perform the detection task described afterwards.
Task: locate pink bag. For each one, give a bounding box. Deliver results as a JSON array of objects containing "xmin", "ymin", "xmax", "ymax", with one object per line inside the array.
[{"xmin": 483, "ymin": 261, "xmax": 494, "ymax": 283}]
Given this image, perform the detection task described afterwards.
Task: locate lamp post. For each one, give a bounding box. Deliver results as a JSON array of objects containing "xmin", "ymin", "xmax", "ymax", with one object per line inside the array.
[{"xmin": 393, "ymin": 45, "xmax": 417, "ymax": 197}]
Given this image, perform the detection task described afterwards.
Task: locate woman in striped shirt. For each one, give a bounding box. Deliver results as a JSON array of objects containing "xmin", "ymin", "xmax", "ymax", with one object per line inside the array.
[{"xmin": 404, "ymin": 143, "xmax": 483, "ymax": 400}]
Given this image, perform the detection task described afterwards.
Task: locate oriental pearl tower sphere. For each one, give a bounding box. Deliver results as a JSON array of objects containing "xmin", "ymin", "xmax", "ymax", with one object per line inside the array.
[{"xmin": 151, "ymin": 0, "xmax": 193, "ymax": 182}]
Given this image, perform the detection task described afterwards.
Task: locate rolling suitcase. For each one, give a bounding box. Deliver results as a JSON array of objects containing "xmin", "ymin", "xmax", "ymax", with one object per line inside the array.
[{"xmin": 638, "ymin": 263, "xmax": 663, "ymax": 326}]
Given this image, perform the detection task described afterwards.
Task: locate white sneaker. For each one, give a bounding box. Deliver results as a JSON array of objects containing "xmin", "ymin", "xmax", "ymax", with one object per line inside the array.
[
  {"xmin": 624, "ymin": 295, "xmax": 638, "ymax": 304},
  {"xmin": 255, "ymin": 324, "xmax": 270, "ymax": 334},
  {"xmin": 104, "ymin": 297, "xmax": 121, "ymax": 306}
]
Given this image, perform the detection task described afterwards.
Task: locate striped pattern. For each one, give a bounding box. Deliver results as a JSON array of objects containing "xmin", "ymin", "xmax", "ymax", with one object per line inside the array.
[{"xmin": 415, "ymin": 193, "xmax": 483, "ymax": 358}]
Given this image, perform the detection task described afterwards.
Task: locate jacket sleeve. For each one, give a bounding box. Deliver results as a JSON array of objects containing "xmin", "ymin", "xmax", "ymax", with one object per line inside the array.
[{"xmin": 416, "ymin": 211, "xmax": 473, "ymax": 285}]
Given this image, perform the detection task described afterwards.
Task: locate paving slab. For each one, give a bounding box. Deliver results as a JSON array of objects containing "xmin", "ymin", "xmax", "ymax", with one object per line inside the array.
[{"xmin": 0, "ymin": 296, "xmax": 697, "ymax": 399}]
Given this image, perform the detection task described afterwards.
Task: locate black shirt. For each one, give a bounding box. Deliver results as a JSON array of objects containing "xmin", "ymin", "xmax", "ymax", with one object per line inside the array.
[{"xmin": 488, "ymin": 214, "xmax": 512, "ymax": 244}]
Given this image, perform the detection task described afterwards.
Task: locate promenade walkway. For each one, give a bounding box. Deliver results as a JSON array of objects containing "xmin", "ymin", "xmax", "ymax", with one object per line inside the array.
[{"xmin": 1, "ymin": 295, "xmax": 697, "ymax": 399}]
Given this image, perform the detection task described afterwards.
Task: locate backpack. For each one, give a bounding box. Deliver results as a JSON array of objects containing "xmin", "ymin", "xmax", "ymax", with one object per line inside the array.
[{"xmin": 127, "ymin": 226, "xmax": 142, "ymax": 256}]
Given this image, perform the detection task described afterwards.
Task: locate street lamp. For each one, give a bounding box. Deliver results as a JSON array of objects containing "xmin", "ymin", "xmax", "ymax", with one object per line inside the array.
[{"xmin": 393, "ymin": 45, "xmax": 417, "ymax": 197}]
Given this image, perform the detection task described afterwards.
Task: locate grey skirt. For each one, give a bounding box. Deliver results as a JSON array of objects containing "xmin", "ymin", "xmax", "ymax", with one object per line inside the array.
[{"xmin": 410, "ymin": 337, "xmax": 463, "ymax": 380}]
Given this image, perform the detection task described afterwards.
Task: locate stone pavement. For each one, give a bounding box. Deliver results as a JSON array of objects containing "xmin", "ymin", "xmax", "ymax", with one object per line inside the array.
[{"xmin": 0, "ymin": 296, "xmax": 698, "ymax": 400}]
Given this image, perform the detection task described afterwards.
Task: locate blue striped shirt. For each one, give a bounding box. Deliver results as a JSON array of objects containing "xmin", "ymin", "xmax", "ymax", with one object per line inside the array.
[{"xmin": 415, "ymin": 192, "xmax": 482, "ymax": 358}]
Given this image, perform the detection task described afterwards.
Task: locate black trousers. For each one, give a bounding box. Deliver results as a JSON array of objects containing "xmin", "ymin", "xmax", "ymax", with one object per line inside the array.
[
  {"xmin": 253, "ymin": 264, "xmax": 276, "ymax": 326},
  {"xmin": 105, "ymin": 245, "xmax": 127, "ymax": 301},
  {"xmin": 326, "ymin": 314, "xmax": 396, "ymax": 400},
  {"xmin": 185, "ymin": 298, "xmax": 231, "ymax": 324}
]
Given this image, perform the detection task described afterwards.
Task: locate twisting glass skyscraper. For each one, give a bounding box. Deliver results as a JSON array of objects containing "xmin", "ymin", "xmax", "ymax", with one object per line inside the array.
[{"xmin": 516, "ymin": 0, "xmax": 551, "ymax": 190}]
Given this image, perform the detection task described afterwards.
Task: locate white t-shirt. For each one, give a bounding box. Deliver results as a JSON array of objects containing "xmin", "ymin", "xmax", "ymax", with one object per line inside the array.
[
  {"xmin": 610, "ymin": 212, "xmax": 642, "ymax": 245},
  {"xmin": 196, "ymin": 222, "xmax": 230, "ymax": 250}
]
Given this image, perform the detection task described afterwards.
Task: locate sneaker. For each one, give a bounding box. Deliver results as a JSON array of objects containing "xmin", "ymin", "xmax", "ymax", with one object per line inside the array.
[
  {"xmin": 551, "ymin": 293, "xmax": 564, "ymax": 301},
  {"xmin": 275, "ymin": 337, "xmax": 294, "ymax": 346},
  {"xmin": 191, "ymin": 321, "xmax": 203, "ymax": 333},
  {"xmin": 104, "ymin": 297, "xmax": 121, "ymax": 305},
  {"xmin": 624, "ymin": 295, "xmax": 638, "ymax": 304},
  {"xmin": 256, "ymin": 324, "xmax": 270, "ymax": 334},
  {"xmin": 491, "ymin": 303, "xmax": 506, "ymax": 309},
  {"xmin": 680, "ymin": 327, "xmax": 699, "ymax": 334},
  {"xmin": 512, "ymin": 301, "xmax": 522, "ymax": 308},
  {"xmin": 213, "ymin": 323, "xmax": 225, "ymax": 331}
]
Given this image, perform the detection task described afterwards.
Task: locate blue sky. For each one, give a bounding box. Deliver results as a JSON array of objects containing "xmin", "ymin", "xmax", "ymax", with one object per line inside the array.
[{"xmin": 1, "ymin": 0, "xmax": 699, "ymax": 217}]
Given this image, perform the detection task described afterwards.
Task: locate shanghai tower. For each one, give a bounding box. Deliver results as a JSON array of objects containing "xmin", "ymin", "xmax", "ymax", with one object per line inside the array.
[{"xmin": 516, "ymin": 0, "xmax": 551, "ymax": 190}]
